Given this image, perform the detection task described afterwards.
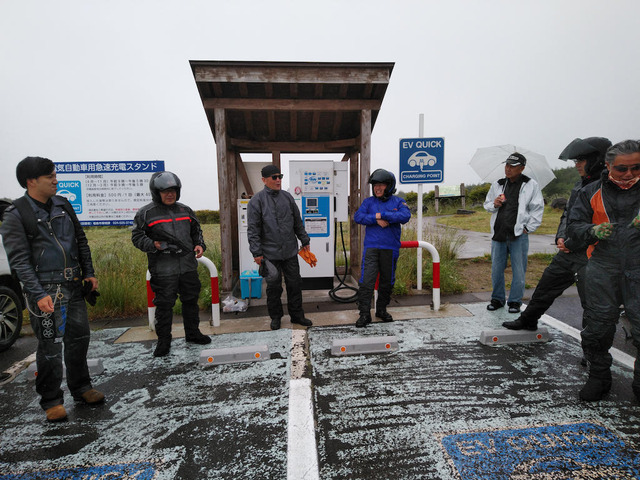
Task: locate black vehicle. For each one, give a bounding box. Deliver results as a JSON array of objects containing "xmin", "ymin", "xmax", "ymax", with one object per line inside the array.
[{"xmin": 0, "ymin": 199, "xmax": 24, "ymax": 352}]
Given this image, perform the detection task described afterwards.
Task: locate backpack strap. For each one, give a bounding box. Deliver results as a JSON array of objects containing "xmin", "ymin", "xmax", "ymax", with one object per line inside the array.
[
  {"xmin": 9, "ymin": 195, "xmax": 80, "ymax": 242},
  {"xmin": 10, "ymin": 196, "xmax": 38, "ymax": 240}
]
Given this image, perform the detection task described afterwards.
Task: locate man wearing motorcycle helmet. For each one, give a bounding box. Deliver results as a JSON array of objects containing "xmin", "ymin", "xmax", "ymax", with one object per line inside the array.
[
  {"xmin": 353, "ymin": 169, "xmax": 411, "ymax": 327},
  {"xmin": 132, "ymin": 171, "xmax": 210, "ymax": 357}
]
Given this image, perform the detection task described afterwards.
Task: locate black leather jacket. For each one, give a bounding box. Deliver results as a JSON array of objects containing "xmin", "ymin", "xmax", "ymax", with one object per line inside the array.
[
  {"xmin": 0, "ymin": 194, "xmax": 95, "ymax": 302},
  {"xmin": 132, "ymin": 201, "xmax": 205, "ymax": 277}
]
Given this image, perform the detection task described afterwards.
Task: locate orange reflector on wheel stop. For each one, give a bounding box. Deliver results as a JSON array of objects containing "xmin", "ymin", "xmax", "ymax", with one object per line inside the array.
[
  {"xmin": 199, "ymin": 344, "xmax": 270, "ymax": 366},
  {"xmin": 331, "ymin": 336, "xmax": 399, "ymax": 356},
  {"xmin": 479, "ymin": 328, "xmax": 551, "ymax": 346}
]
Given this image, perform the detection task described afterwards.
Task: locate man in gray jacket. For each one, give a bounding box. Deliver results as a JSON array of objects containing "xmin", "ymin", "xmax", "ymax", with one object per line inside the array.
[{"xmin": 247, "ymin": 165, "xmax": 312, "ymax": 330}]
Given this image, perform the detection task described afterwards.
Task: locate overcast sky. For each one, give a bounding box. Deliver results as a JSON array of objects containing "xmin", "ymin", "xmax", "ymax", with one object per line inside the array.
[{"xmin": 1, "ymin": 0, "xmax": 639, "ymax": 209}]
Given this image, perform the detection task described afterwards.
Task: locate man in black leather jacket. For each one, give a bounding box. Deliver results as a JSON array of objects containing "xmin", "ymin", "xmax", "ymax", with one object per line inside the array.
[
  {"xmin": 503, "ymin": 137, "xmax": 611, "ymax": 331},
  {"xmin": 132, "ymin": 171, "xmax": 210, "ymax": 357},
  {"xmin": 1, "ymin": 156, "xmax": 104, "ymax": 422}
]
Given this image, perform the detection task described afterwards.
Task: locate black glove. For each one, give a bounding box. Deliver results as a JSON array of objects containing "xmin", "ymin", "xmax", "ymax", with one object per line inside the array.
[{"xmin": 82, "ymin": 281, "xmax": 101, "ymax": 306}]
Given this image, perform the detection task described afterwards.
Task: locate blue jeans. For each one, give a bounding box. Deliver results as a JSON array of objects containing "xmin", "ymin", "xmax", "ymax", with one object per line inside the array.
[{"xmin": 491, "ymin": 234, "xmax": 529, "ymax": 305}]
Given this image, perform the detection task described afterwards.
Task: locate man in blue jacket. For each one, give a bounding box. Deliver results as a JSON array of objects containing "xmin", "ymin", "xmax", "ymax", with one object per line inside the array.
[{"xmin": 354, "ymin": 169, "xmax": 411, "ymax": 327}]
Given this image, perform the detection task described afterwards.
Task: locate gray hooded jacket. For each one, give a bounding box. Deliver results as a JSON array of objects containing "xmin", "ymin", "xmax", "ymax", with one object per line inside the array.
[{"xmin": 247, "ymin": 187, "xmax": 310, "ymax": 261}]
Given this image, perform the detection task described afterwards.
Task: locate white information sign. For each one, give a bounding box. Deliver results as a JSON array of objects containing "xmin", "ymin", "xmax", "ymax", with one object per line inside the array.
[{"xmin": 54, "ymin": 161, "xmax": 165, "ymax": 226}]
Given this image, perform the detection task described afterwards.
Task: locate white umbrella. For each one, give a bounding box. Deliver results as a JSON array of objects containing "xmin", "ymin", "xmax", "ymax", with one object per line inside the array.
[{"xmin": 469, "ymin": 145, "xmax": 556, "ymax": 189}]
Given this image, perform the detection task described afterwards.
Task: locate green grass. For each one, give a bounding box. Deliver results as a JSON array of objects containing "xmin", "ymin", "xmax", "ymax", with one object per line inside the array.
[
  {"xmin": 85, "ymin": 225, "xmax": 221, "ymax": 319},
  {"xmin": 434, "ymin": 205, "xmax": 562, "ymax": 235},
  {"xmin": 83, "ymin": 212, "xmax": 558, "ymax": 319}
]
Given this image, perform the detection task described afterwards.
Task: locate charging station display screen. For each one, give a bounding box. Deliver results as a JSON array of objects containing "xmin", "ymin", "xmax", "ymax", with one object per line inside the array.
[{"xmin": 302, "ymin": 196, "xmax": 330, "ymax": 236}]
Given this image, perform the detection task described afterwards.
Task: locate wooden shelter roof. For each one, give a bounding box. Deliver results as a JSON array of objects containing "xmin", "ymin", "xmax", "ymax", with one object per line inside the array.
[{"xmin": 189, "ymin": 60, "xmax": 394, "ymax": 153}]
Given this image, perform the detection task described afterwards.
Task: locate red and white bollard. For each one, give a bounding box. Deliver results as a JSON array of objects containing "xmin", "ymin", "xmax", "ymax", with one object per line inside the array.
[
  {"xmin": 146, "ymin": 256, "xmax": 220, "ymax": 331},
  {"xmin": 400, "ymin": 240, "xmax": 440, "ymax": 311}
]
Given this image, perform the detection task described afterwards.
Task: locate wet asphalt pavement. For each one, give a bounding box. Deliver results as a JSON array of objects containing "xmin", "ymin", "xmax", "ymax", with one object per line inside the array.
[{"xmin": 1, "ymin": 225, "xmax": 639, "ymax": 479}]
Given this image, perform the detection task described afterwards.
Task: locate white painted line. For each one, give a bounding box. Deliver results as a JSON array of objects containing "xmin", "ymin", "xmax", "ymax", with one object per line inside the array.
[
  {"xmin": 287, "ymin": 378, "xmax": 319, "ymax": 480},
  {"xmin": 540, "ymin": 313, "xmax": 635, "ymax": 370}
]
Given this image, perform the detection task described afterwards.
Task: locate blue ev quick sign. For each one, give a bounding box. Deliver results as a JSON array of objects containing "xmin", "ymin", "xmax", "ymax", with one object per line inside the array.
[
  {"xmin": 399, "ymin": 137, "xmax": 445, "ymax": 184},
  {"xmin": 56, "ymin": 180, "xmax": 82, "ymax": 214},
  {"xmin": 440, "ymin": 422, "xmax": 640, "ymax": 479}
]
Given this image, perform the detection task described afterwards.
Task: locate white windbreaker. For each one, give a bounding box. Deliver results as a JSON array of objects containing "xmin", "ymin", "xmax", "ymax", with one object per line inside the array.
[{"xmin": 483, "ymin": 175, "xmax": 545, "ymax": 237}]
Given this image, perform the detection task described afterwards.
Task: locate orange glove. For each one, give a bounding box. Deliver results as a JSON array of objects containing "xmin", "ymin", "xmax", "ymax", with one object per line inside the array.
[{"xmin": 298, "ymin": 248, "xmax": 317, "ymax": 268}]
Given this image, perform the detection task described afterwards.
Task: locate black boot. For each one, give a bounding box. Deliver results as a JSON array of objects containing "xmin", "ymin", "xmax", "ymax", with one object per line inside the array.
[
  {"xmin": 502, "ymin": 317, "xmax": 537, "ymax": 331},
  {"xmin": 356, "ymin": 314, "xmax": 372, "ymax": 328},
  {"xmin": 153, "ymin": 338, "xmax": 171, "ymax": 357},
  {"xmin": 375, "ymin": 310, "xmax": 393, "ymax": 322},
  {"xmin": 579, "ymin": 377, "xmax": 612, "ymax": 401},
  {"xmin": 186, "ymin": 332, "xmax": 212, "ymax": 345}
]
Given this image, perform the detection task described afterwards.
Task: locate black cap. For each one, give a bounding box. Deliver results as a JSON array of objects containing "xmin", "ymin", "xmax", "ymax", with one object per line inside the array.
[
  {"xmin": 505, "ymin": 153, "xmax": 527, "ymax": 166},
  {"xmin": 261, "ymin": 165, "xmax": 281, "ymax": 178}
]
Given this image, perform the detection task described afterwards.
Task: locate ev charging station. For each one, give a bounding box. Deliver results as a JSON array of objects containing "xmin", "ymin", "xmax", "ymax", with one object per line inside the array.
[{"xmin": 289, "ymin": 160, "xmax": 349, "ymax": 289}]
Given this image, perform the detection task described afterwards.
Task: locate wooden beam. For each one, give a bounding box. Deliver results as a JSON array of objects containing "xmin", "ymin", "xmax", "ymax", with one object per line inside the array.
[
  {"xmin": 290, "ymin": 111, "xmax": 298, "ymax": 141},
  {"xmin": 193, "ymin": 65, "xmax": 392, "ymax": 84},
  {"xmin": 236, "ymin": 153, "xmax": 253, "ymax": 197},
  {"xmin": 214, "ymin": 108, "xmax": 233, "ymax": 291},
  {"xmin": 203, "ymin": 98, "xmax": 382, "ymax": 111},
  {"xmin": 229, "ymin": 138, "xmax": 357, "ymax": 153},
  {"xmin": 272, "ymin": 151, "xmax": 281, "ymax": 171}
]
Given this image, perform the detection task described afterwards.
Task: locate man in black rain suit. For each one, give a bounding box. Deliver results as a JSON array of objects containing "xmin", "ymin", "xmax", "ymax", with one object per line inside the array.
[
  {"xmin": 132, "ymin": 171, "xmax": 210, "ymax": 357},
  {"xmin": 568, "ymin": 139, "xmax": 640, "ymax": 401},
  {"xmin": 503, "ymin": 137, "xmax": 611, "ymax": 331}
]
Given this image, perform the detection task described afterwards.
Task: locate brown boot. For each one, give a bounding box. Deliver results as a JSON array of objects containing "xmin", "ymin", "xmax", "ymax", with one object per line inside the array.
[
  {"xmin": 76, "ymin": 388, "xmax": 105, "ymax": 405},
  {"xmin": 45, "ymin": 404, "xmax": 68, "ymax": 422}
]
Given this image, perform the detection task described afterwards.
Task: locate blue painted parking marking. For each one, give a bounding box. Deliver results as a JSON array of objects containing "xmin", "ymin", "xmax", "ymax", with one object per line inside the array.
[
  {"xmin": 0, "ymin": 462, "xmax": 155, "ymax": 480},
  {"xmin": 441, "ymin": 422, "xmax": 640, "ymax": 479}
]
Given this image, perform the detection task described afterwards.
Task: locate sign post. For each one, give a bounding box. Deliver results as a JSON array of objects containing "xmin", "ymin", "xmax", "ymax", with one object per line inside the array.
[{"xmin": 399, "ymin": 118, "xmax": 445, "ymax": 290}]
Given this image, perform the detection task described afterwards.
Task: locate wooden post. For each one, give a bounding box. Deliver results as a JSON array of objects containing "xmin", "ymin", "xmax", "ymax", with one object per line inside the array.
[
  {"xmin": 460, "ymin": 183, "xmax": 466, "ymax": 209},
  {"xmin": 434, "ymin": 185, "xmax": 440, "ymax": 215},
  {"xmin": 214, "ymin": 109, "xmax": 233, "ymax": 291},
  {"xmin": 230, "ymin": 150, "xmax": 239, "ymax": 271},
  {"xmin": 349, "ymin": 150, "xmax": 360, "ymax": 279},
  {"xmin": 359, "ymin": 110, "xmax": 371, "ymax": 273},
  {"xmin": 273, "ymin": 151, "xmax": 281, "ymax": 171}
]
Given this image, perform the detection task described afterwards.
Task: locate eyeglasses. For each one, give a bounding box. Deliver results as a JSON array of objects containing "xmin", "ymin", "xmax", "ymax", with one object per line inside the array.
[
  {"xmin": 612, "ymin": 164, "xmax": 640, "ymax": 173},
  {"xmin": 269, "ymin": 174, "xmax": 284, "ymax": 180}
]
